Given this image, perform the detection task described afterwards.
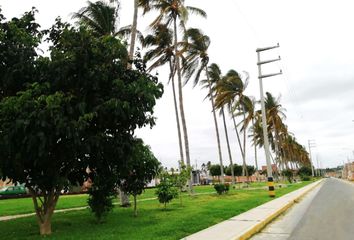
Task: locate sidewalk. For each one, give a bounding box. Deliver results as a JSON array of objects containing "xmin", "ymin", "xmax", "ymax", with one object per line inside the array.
[{"xmin": 182, "ymin": 180, "xmax": 323, "ymax": 240}]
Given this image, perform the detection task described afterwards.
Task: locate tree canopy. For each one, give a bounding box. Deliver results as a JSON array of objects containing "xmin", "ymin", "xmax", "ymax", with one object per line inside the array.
[{"xmin": 0, "ymin": 8, "xmax": 163, "ymax": 235}]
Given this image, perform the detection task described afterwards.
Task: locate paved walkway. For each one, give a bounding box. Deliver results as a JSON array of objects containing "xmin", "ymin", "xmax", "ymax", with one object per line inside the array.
[{"xmin": 182, "ymin": 180, "xmax": 322, "ymax": 240}]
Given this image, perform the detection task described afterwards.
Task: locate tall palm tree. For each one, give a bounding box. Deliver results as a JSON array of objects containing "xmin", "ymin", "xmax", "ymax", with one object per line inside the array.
[
  {"xmin": 264, "ymin": 92, "xmax": 287, "ymax": 170},
  {"xmin": 73, "ymin": 1, "xmax": 118, "ymax": 36},
  {"xmin": 181, "ymin": 29, "xmax": 225, "ymax": 184},
  {"xmin": 214, "ymin": 70, "xmax": 250, "ymax": 180},
  {"xmin": 143, "ymin": 23, "xmax": 185, "ymax": 166},
  {"xmin": 149, "ymin": 0, "xmax": 206, "ymax": 192},
  {"xmin": 200, "ymin": 65, "xmax": 226, "ymax": 183}
]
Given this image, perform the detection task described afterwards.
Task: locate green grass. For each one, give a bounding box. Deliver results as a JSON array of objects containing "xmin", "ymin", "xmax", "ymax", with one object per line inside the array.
[
  {"xmin": 0, "ymin": 181, "xmax": 312, "ymax": 240},
  {"xmin": 0, "ymin": 182, "xmax": 267, "ymax": 217}
]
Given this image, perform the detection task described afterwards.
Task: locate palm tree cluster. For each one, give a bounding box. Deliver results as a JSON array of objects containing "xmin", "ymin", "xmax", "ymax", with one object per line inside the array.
[{"xmin": 73, "ymin": 0, "xmax": 311, "ymax": 188}]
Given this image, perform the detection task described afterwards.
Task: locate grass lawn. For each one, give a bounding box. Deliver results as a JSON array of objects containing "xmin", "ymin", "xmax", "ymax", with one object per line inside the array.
[
  {"xmin": 0, "ymin": 182, "xmax": 269, "ymax": 217},
  {"xmin": 0, "ymin": 181, "xmax": 313, "ymax": 240}
]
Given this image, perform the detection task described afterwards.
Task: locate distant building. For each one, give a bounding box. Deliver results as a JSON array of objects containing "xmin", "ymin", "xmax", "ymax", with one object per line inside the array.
[
  {"xmin": 261, "ymin": 164, "xmax": 278, "ymax": 173},
  {"xmin": 342, "ymin": 162, "xmax": 354, "ymax": 181}
]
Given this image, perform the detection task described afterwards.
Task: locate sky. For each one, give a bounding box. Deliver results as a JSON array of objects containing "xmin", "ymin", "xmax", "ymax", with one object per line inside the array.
[{"xmin": 1, "ymin": 0, "xmax": 354, "ymax": 169}]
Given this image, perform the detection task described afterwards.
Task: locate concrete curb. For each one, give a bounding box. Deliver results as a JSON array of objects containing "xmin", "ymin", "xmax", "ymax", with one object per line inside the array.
[
  {"xmin": 237, "ymin": 179, "xmax": 323, "ymax": 240},
  {"xmin": 183, "ymin": 179, "xmax": 323, "ymax": 240}
]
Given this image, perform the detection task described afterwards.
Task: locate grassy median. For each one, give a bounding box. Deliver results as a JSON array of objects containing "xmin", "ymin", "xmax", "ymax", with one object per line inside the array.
[{"xmin": 0, "ymin": 181, "xmax": 312, "ymax": 240}]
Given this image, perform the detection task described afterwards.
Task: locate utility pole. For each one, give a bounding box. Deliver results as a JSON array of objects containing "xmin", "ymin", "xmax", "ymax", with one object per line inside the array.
[
  {"xmin": 256, "ymin": 43, "xmax": 282, "ymax": 198},
  {"xmin": 308, "ymin": 140, "xmax": 316, "ymax": 177}
]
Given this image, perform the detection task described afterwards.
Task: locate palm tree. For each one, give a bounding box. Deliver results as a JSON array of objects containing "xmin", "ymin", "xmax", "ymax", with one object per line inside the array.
[
  {"xmin": 214, "ymin": 70, "xmax": 250, "ymax": 181},
  {"xmin": 264, "ymin": 92, "xmax": 287, "ymax": 171},
  {"xmin": 73, "ymin": 1, "xmax": 118, "ymax": 36},
  {"xmin": 149, "ymin": 0, "xmax": 206, "ymax": 192},
  {"xmin": 143, "ymin": 23, "xmax": 185, "ymax": 166},
  {"xmin": 181, "ymin": 29, "xmax": 225, "ymax": 184},
  {"xmin": 201, "ymin": 63, "xmax": 225, "ymax": 183}
]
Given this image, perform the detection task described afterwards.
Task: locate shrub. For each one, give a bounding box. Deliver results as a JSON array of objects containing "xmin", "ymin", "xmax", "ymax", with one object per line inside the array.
[
  {"xmin": 156, "ymin": 174, "xmax": 178, "ymax": 209},
  {"xmin": 214, "ymin": 183, "xmax": 230, "ymax": 195},
  {"xmin": 300, "ymin": 175, "xmax": 311, "ymax": 181},
  {"xmin": 298, "ymin": 166, "xmax": 312, "ymax": 176},
  {"xmin": 282, "ymin": 169, "xmax": 293, "ymax": 183}
]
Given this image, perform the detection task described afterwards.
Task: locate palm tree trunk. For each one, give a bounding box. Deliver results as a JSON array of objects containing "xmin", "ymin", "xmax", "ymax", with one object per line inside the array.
[
  {"xmin": 232, "ymin": 115, "xmax": 245, "ymax": 181},
  {"xmin": 206, "ymin": 67, "xmax": 224, "ymax": 183},
  {"xmin": 129, "ymin": 0, "xmax": 138, "ymax": 59},
  {"xmin": 252, "ymin": 118, "xmax": 259, "ymax": 181},
  {"xmin": 173, "ymin": 17, "xmax": 193, "ymax": 193},
  {"xmin": 242, "ymin": 112, "xmax": 249, "ymax": 180},
  {"xmin": 170, "ymin": 61, "xmax": 185, "ymax": 165},
  {"xmin": 221, "ymin": 108, "xmax": 234, "ymax": 185}
]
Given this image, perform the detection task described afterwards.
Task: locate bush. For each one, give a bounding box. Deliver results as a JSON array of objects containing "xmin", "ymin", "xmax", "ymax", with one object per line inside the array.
[
  {"xmin": 300, "ymin": 175, "xmax": 311, "ymax": 181},
  {"xmin": 298, "ymin": 166, "xmax": 312, "ymax": 176},
  {"xmin": 214, "ymin": 183, "xmax": 230, "ymax": 195},
  {"xmin": 282, "ymin": 169, "xmax": 293, "ymax": 183},
  {"xmin": 156, "ymin": 174, "xmax": 178, "ymax": 209}
]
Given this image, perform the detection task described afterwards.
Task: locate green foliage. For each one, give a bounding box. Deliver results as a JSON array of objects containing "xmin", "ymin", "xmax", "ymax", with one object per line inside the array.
[
  {"xmin": 214, "ymin": 183, "xmax": 230, "ymax": 195},
  {"xmin": 87, "ymin": 173, "xmax": 116, "ymax": 223},
  {"xmin": 225, "ymin": 165, "xmax": 255, "ymax": 176},
  {"xmin": 172, "ymin": 162, "xmax": 191, "ymax": 205},
  {"xmin": 300, "ymin": 175, "xmax": 311, "ymax": 181},
  {"xmin": 209, "ymin": 164, "xmax": 222, "ymax": 176},
  {"xmin": 0, "ymin": 8, "xmax": 163, "ymax": 234},
  {"xmin": 247, "ymin": 165, "xmax": 256, "ymax": 176},
  {"xmin": 155, "ymin": 173, "xmax": 178, "ymax": 208},
  {"xmin": 298, "ymin": 166, "xmax": 312, "ymax": 177},
  {"xmin": 225, "ymin": 164, "xmax": 242, "ymax": 176},
  {"xmin": 282, "ymin": 169, "xmax": 293, "ymax": 183},
  {"xmin": 120, "ymin": 138, "xmax": 161, "ymax": 216}
]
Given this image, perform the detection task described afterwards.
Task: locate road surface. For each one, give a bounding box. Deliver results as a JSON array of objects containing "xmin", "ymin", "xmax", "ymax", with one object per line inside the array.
[{"xmin": 251, "ymin": 178, "xmax": 354, "ymax": 240}]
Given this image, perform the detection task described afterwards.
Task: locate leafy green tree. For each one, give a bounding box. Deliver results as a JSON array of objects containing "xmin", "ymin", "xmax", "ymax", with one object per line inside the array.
[
  {"xmin": 298, "ymin": 166, "xmax": 312, "ymax": 177},
  {"xmin": 0, "ymin": 10, "xmax": 163, "ymax": 235},
  {"xmin": 225, "ymin": 165, "xmax": 243, "ymax": 176},
  {"xmin": 209, "ymin": 164, "xmax": 223, "ymax": 177},
  {"xmin": 120, "ymin": 138, "xmax": 161, "ymax": 216},
  {"xmin": 172, "ymin": 162, "xmax": 191, "ymax": 206},
  {"xmin": 156, "ymin": 172, "xmax": 178, "ymax": 209},
  {"xmin": 87, "ymin": 171, "xmax": 116, "ymax": 223}
]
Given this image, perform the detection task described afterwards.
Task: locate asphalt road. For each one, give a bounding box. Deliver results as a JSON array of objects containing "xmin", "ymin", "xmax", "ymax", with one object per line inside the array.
[{"xmin": 252, "ymin": 178, "xmax": 354, "ymax": 240}]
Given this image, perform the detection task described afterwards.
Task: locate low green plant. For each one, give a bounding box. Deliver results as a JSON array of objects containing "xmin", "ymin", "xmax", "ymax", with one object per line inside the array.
[
  {"xmin": 156, "ymin": 173, "xmax": 178, "ymax": 209},
  {"xmin": 282, "ymin": 169, "xmax": 293, "ymax": 183},
  {"xmin": 214, "ymin": 183, "xmax": 230, "ymax": 195},
  {"xmin": 300, "ymin": 175, "xmax": 311, "ymax": 181}
]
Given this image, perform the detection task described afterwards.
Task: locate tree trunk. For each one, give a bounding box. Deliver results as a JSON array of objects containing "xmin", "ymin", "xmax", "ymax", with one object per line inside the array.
[
  {"xmin": 39, "ymin": 219, "xmax": 52, "ymax": 235},
  {"xmin": 232, "ymin": 115, "xmax": 245, "ymax": 178},
  {"xmin": 173, "ymin": 17, "xmax": 193, "ymax": 193},
  {"xmin": 29, "ymin": 188, "xmax": 60, "ymax": 236},
  {"xmin": 242, "ymin": 112, "xmax": 249, "ymax": 181},
  {"xmin": 120, "ymin": 189, "xmax": 131, "ymax": 207},
  {"xmin": 252, "ymin": 118, "xmax": 259, "ymax": 181},
  {"xmin": 129, "ymin": 0, "xmax": 138, "ymax": 60},
  {"xmin": 170, "ymin": 60, "xmax": 185, "ymax": 165},
  {"xmin": 206, "ymin": 68, "xmax": 224, "ymax": 184},
  {"xmin": 221, "ymin": 108, "xmax": 234, "ymax": 185},
  {"xmin": 133, "ymin": 195, "xmax": 137, "ymax": 217}
]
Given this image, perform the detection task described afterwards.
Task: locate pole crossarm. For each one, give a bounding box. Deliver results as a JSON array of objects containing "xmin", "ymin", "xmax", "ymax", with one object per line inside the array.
[
  {"xmin": 256, "ymin": 43, "xmax": 280, "ymax": 52},
  {"xmin": 259, "ymin": 71, "xmax": 282, "ymax": 79},
  {"xmin": 257, "ymin": 57, "xmax": 281, "ymax": 66}
]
